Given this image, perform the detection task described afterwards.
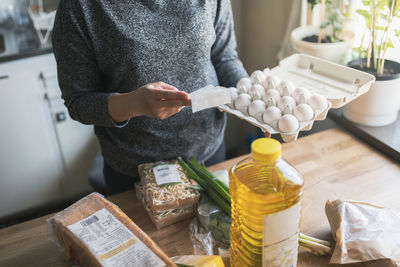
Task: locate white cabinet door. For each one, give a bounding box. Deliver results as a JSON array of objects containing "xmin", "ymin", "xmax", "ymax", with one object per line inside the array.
[
  {"xmin": 50, "ymin": 99, "xmax": 98, "ymax": 199},
  {"xmin": 0, "ymin": 72, "xmax": 63, "ymax": 218}
]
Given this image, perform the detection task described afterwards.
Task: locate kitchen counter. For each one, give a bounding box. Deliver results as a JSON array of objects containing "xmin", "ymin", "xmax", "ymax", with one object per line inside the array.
[
  {"xmin": 329, "ymin": 108, "xmax": 400, "ymax": 162},
  {"xmin": 0, "ymin": 45, "xmax": 52, "ymax": 63},
  {"xmin": 1, "ymin": 128, "xmax": 400, "ymax": 266}
]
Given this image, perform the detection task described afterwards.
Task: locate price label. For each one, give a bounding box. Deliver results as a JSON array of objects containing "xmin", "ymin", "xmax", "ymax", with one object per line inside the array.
[{"xmin": 153, "ymin": 164, "xmax": 182, "ymax": 186}]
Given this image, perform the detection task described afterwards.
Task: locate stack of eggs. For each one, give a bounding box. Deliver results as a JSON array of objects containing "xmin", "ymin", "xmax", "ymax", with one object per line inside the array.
[{"xmin": 229, "ymin": 69, "xmax": 328, "ymax": 134}]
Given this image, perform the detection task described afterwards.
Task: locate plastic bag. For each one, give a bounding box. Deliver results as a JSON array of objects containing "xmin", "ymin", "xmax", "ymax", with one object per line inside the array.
[
  {"xmin": 47, "ymin": 192, "xmax": 174, "ymax": 266},
  {"xmin": 137, "ymin": 160, "xmax": 200, "ymax": 212},
  {"xmin": 189, "ymin": 218, "xmax": 214, "ymax": 255},
  {"xmin": 136, "ymin": 182, "xmax": 196, "ymax": 229},
  {"xmin": 326, "ymin": 200, "xmax": 400, "ymax": 266}
]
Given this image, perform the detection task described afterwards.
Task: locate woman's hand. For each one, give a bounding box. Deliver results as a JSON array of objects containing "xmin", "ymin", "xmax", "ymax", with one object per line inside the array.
[{"xmin": 108, "ymin": 81, "xmax": 191, "ymax": 122}]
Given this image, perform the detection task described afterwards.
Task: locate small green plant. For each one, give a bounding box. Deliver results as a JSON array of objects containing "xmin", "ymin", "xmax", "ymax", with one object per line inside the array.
[
  {"xmin": 307, "ymin": 0, "xmax": 350, "ymax": 43},
  {"xmin": 355, "ymin": 0, "xmax": 400, "ymax": 75}
]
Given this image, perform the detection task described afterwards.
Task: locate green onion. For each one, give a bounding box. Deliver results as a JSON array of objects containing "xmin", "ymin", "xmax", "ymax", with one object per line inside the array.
[
  {"xmin": 178, "ymin": 157, "xmax": 231, "ymax": 215},
  {"xmin": 190, "ymin": 158, "xmax": 230, "ymax": 201},
  {"xmin": 298, "ymin": 233, "xmax": 332, "ymax": 256},
  {"xmin": 187, "ymin": 159, "xmax": 230, "ymax": 204}
]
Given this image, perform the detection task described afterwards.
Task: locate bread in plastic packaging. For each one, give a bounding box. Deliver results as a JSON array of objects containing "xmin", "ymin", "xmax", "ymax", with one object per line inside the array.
[
  {"xmin": 325, "ymin": 200, "xmax": 400, "ymax": 266},
  {"xmin": 47, "ymin": 192, "xmax": 176, "ymax": 267},
  {"xmin": 137, "ymin": 160, "xmax": 200, "ymax": 212}
]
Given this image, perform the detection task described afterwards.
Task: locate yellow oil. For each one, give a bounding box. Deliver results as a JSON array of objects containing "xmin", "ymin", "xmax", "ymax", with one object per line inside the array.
[{"xmin": 229, "ymin": 156, "xmax": 303, "ymax": 267}]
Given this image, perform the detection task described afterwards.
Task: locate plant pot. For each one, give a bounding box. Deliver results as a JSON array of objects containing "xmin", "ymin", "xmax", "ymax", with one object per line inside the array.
[
  {"xmin": 343, "ymin": 58, "xmax": 400, "ymax": 127},
  {"xmin": 290, "ymin": 26, "xmax": 354, "ymax": 64}
]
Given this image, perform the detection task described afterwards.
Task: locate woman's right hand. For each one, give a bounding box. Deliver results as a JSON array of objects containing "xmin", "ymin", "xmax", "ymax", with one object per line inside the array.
[{"xmin": 108, "ymin": 82, "xmax": 191, "ymax": 122}]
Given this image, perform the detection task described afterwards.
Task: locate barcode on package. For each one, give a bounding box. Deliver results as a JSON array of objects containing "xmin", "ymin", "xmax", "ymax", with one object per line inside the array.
[
  {"xmin": 67, "ymin": 208, "xmax": 165, "ymax": 266},
  {"xmin": 81, "ymin": 215, "xmax": 99, "ymax": 226}
]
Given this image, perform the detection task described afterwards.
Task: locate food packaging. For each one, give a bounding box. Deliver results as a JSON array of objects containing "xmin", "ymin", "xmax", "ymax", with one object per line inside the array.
[
  {"xmin": 190, "ymin": 85, "xmax": 231, "ymax": 112},
  {"xmin": 47, "ymin": 192, "xmax": 175, "ymax": 267},
  {"xmin": 137, "ymin": 160, "xmax": 200, "ymax": 212},
  {"xmin": 189, "ymin": 217, "xmax": 214, "ymax": 256},
  {"xmin": 325, "ymin": 200, "xmax": 400, "ymax": 266},
  {"xmin": 218, "ymin": 53, "xmax": 376, "ymax": 142},
  {"xmin": 171, "ymin": 255, "xmax": 225, "ymax": 267},
  {"xmin": 136, "ymin": 182, "xmax": 196, "ymax": 230}
]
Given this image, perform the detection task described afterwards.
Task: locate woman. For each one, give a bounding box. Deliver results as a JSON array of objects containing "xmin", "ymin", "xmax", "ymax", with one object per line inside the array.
[{"xmin": 52, "ymin": 0, "xmax": 247, "ymax": 195}]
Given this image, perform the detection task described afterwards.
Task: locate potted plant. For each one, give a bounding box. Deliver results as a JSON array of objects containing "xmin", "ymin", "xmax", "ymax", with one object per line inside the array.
[
  {"xmin": 343, "ymin": 0, "xmax": 400, "ymax": 127},
  {"xmin": 291, "ymin": 0, "xmax": 355, "ymax": 63}
]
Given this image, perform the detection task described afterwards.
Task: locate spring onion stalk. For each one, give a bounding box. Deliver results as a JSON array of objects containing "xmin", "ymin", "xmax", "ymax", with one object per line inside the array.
[
  {"xmin": 178, "ymin": 157, "xmax": 231, "ymax": 215},
  {"xmin": 179, "ymin": 157, "xmax": 331, "ymax": 256},
  {"xmin": 299, "ymin": 233, "xmax": 332, "ymax": 256},
  {"xmin": 190, "ymin": 158, "xmax": 230, "ymax": 197},
  {"xmin": 188, "ymin": 158, "xmax": 230, "ymax": 203}
]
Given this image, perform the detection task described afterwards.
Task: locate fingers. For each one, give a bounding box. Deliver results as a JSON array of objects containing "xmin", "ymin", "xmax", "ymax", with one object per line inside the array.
[
  {"xmin": 264, "ymin": 131, "xmax": 271, "ymax": 138},
  {"xmin": 161, "ymin": 99, "xmax": 191, "ymax": 108},
  {"xmin": 154, "ymin": 81, "xmax": 178, "ymax": 91},
  {"xmin": 151, "ymin": 88, "xmax": 190, "ymax": 100}
]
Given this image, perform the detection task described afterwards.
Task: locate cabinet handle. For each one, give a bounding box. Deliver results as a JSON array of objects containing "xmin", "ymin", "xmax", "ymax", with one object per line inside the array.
[
  {"xmin": 56, "ymin": 112, "xmax": 66, "ymax": 122},
  {"xmin": 0, "ymin": 75, "xmax": 9, "ymax": 80}
]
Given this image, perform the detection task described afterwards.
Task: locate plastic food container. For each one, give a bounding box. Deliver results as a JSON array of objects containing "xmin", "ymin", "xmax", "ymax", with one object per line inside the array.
[{"xmin": 218, "ymin": 54, "xmax": 376, "ymax": 142}]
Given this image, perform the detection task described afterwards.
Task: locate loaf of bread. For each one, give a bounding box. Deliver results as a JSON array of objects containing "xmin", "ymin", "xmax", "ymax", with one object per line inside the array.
[{"xmin": 48, "ymin": 192, "xmax": 176, "ymax": 267}]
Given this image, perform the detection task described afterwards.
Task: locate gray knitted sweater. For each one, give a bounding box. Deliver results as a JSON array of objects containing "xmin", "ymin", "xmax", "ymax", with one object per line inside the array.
[{"xmin": 52, "ymin": 0, "xmax": 247, "ymax": 176}]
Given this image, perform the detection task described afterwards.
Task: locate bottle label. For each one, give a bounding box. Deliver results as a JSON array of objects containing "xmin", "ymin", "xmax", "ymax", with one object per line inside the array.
[
  {"xmin": 153, "ymin": 164, "xmax": 182, "ymax": 186},
  {"xmin": 67, "ymin": 208, "xmax": 165, "ymax": 267},
  {"xmin": 262, "ymin": 201, "xmax": 301, "ymax": 267}
]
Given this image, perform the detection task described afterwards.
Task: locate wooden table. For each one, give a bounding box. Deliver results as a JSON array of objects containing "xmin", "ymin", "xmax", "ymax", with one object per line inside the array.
[{"xmin": 1, "ymin": 128, "xmax": 400, "ymax": 267}]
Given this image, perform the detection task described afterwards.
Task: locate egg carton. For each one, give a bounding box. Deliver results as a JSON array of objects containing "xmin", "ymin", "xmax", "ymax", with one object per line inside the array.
[
  {"xmin": 218, "ymin": 54, "xmax": 375, "ymax": 142},
  {"xmin": 219, "ymin": 102, "xmax": 331, "ymax": 142}
]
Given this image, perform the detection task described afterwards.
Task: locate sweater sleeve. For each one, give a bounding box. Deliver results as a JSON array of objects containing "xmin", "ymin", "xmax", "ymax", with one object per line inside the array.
[
  {"xmin": 211, "ymin": 0, "xmax": 248, "ymax": 88},
  {"xmin": 52, "ymin": 0, "xmax": 128, "ymax": 128}
]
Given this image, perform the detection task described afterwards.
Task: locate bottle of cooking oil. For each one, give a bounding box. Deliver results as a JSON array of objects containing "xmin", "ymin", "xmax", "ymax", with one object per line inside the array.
[{"xmin": 230, "ymin": 138, "xmax": 303, "ymax": 267}]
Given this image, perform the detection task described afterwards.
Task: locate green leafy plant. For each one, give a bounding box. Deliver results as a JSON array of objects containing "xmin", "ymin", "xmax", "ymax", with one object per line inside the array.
[
  {"xmin": 355, "ymin": 0, "xmax": 400, "ymax": 75},
  {"xmin": 307, "ymin": 0, "xmax": 352, "ymax": 43}
]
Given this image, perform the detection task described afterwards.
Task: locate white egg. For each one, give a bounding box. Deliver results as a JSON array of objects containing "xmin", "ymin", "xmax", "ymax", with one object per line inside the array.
[
  {"xmin": 308, "ymin": 94, "xmax": 328, "ymax": 111},
  {"xmin": 265, "ymin": 97, "xmax": 276, "ymax": 107},
  {"xmin": 236, "ymin": 77, "xmax": 252, "ymax": 94},
  {"xmin": 292, "ymin": 87, "xmax": 311, "ymax": 104},
  {"xmin": 263, "ymin": 106, "xmax": 282, "ymax": 124},
  {"xmin": 281, "ymin": 104, "xmax": 293, "ymax": 115},
  {"xmin": 234, "ymin": 93, "xmax": 252, "ymax": 114},
  {"xmin": 250, "ymin": 70, "xmax": 267, "ymax": 84},
  {"xmin": 278, "ymin": 96, "xmax": 296, "ymax": 111},
  {"xmin": 248, "ymin": 84, "xmax": 265, "ymax": 100},
  {"xmin": 248, "ymin": 100, "xmax": 266, "ymax": 121},
  {"xmin": 263, "ymin": 67, "xmax": 272, "ymax": 76},
  {"xmin": 294, "ymin": 104, "xmax": 314, "ymax": 122},
  {"xmin": 277, "ymin": 81, "xmax": 295, "ymax": 96},
  {"xmin": 228, "ymin": 87, "xmax": 239, "ymax": 108},
  {"xmin": 229, "ymin": 87, "xmax": 239, "ymax": 101},
  {"xmin": 262, "ymin": 76, "xmax": 281, "ymax": 90},
  {"xmin": 278, "ymin": 114, "xmax": 300, "ymax": 133},
  {"xmin": 263, "ymin": 89, "xmax": 281, "ymax": 103}
]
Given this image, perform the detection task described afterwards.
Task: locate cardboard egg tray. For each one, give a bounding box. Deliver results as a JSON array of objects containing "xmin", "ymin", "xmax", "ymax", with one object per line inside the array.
[{"xmin": 218, "ymin": 54, "xmax": 375, "ymax": 142}]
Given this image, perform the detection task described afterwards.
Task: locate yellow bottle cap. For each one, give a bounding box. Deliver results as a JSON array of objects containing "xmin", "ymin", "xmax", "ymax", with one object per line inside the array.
[{"xmin": 251, "ymin": 138, "xmax": 282, "ymax": 163}]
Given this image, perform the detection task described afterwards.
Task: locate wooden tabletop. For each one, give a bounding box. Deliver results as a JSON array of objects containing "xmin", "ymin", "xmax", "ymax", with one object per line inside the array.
[{"xmin": 1, "ymin": 128, "xmax": 400, "ymax": 267}]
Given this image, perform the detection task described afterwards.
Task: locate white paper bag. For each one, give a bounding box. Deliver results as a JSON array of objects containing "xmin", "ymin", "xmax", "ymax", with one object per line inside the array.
[{"xmin": 325, "ymin": 200, "xmax": 400, "ymax": 266}]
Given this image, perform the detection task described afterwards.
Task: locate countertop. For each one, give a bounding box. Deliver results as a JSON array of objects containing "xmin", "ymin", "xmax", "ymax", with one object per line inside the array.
[
  {"xmin": 329, "ymin": 109, "xmax": 400, "ymax": 162},
  {"xmin": 0, "ymin": 45, "xmax": 52, "ymax": 63},
  {"xmin": 1, "ymin": 128, "xmax": 400, "ymax": 266}
]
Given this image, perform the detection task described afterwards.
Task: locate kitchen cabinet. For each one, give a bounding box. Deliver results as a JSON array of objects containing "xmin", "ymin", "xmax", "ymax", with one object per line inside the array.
[{"xmin": 0, "ymin": 53, "xmax": 98, "ymax": 219}]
